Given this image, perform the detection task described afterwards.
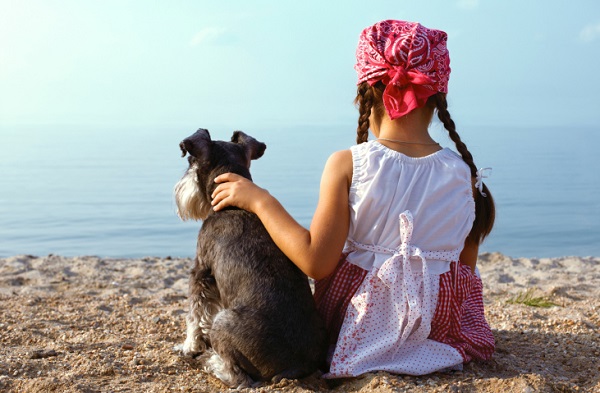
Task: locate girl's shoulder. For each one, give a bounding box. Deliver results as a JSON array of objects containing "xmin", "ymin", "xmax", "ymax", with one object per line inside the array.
[
  {"xmin": 323, "ymin": 149, "xmax": 353, "ymax": 188},
  {"xmin": 326, "ymin": 149, "xmax": 353, "ymax": 171},
  {"xmin": 328, "ymin": 148, "xmax": 352, "ymax": 162}
]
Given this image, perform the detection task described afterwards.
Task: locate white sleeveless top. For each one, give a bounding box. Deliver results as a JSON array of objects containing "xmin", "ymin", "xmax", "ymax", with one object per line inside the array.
[{"xmin": 343, "ymin": 141, "xmax": 475, "ymax": 275}]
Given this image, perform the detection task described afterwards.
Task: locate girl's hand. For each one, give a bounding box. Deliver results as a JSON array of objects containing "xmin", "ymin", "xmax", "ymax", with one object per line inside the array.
[{"xmin": 211, "ymin": 173, "xmax": 270, "ymax": 213}]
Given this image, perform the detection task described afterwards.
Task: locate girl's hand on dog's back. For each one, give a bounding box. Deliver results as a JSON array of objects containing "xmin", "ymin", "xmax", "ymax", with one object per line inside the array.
[{"xmin": 212, "ymin": 173, "xmax": 271, "ymax": 213}]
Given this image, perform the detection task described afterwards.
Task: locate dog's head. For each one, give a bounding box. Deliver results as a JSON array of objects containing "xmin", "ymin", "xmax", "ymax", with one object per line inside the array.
[{"xmin": 174, "ymin": 128, "xmax": 266, "ymax": 221}]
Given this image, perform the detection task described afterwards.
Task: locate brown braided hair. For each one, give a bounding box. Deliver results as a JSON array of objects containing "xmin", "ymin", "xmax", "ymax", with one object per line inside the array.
[
  {"xmin": 353, "ymin": 82, "xmax": 495, "ymax": 243},
  {"xmin": 430, "ymin": 92, "xmax": 495, "ymax": 243},
  {"xmin": 354, "ymin": 82, "xmax": 385, "ymax": 144}
]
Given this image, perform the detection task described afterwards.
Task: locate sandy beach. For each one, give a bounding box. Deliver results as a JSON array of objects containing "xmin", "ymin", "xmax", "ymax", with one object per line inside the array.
[{"xmin": 1, "ymin": 252, "xmax": 599, "ymax": 392}]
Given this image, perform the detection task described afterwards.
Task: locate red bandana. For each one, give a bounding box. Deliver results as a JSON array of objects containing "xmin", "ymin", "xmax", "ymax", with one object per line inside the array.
[{"xmin": 355, "ymin": 20, "xmax": 451, "ymax": 119}]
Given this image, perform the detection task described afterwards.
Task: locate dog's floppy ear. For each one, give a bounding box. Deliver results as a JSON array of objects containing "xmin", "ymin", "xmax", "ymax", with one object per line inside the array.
[
  {"xmin": 231, "ymin": 131, "xmax": 266, "ymax": 161},
  {"xmin": 180, "ymin": 128, "xmax": 212, "ymax": 159}
]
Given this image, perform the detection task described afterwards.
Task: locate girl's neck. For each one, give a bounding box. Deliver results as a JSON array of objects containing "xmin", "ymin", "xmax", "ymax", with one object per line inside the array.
[{"xmin": 373, "ymin": 106, "xmax": 441, "ymax": 157}]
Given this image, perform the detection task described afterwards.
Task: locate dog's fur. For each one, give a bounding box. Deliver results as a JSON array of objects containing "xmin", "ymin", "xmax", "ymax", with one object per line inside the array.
[{"xmin": 174, "ymin": 128, "xmax": 326, "ymax": 388}]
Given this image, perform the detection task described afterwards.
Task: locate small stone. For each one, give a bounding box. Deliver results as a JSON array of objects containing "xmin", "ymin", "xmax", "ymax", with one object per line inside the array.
[
  {"xmin": 97, "ymin": 305, "xmax": 113, "ymax": 313},
  {"xmin": 29, "ymin": 349, "xmax": 58, "ymax": 359},
  {"xmin": 122, "ymin": 344, "xmax": 134, "ymax": 350}
]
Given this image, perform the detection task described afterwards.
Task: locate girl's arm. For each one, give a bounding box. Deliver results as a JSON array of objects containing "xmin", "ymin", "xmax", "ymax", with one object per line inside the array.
[{"xmin": 211, "ymin": 150, "xmax": 353, "ymax": 280}]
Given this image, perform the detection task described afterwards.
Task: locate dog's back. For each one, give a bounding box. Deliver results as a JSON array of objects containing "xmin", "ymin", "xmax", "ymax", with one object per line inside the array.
[{"xmin": 197, "ymin": 209, "xmax": 326, "ymax": 381}]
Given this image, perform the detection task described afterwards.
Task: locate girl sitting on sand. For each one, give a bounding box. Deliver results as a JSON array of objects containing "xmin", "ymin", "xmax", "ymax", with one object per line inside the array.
[{"xmin": 211, "ymin": 19, "xmax": 496, "ymax": 377}]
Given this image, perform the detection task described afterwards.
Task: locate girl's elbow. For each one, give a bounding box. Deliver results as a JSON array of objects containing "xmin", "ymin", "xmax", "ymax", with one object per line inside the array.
[
  {"xmin": 307, "ymin": 269, "xmax": 329, "ymax": 281},
  {"xmin": 302, "ymin": 257, "xmax": 338, "ymax": 281}
]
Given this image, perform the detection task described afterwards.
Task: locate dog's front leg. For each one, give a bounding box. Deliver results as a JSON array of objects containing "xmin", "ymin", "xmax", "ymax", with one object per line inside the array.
[
  {"xmin": 177, "ymin": 264, "xmax": 221, "ymax": 357},
  {"xmin": 179, "ymin": 294, "xmax": 210, "ymax": 356}
]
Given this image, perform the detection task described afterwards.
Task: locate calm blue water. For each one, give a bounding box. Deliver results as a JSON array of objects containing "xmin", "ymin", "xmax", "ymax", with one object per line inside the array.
[{"xmin": 0, "ymin": 124, "xmax": 598, "ymax": 258}]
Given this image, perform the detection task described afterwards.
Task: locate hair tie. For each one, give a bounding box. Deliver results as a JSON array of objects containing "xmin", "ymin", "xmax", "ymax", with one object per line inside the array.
[{"xmin": 475, "ymin": 168, "xmax": 492, "ymax": 197}]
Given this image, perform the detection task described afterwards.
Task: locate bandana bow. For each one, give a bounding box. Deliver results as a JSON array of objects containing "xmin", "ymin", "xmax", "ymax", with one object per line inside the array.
[{"xmin": 380, "ymin": 65, "xmax": 435, "ymax": 120}]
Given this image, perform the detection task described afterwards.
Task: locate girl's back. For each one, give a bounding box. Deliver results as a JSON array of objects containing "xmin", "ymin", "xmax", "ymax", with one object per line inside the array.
[{"xmin": 346, "ymin": 142, "xmax": 474, "ymax": 274}]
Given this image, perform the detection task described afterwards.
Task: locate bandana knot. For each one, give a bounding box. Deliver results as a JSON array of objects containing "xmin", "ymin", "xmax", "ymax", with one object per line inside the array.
[
  {"xmin": 380, "ymin": 65, "xmax": 435, "ymax": 119},
  {"xmin": 386, "ymin": 65, "xmax": 432, "ymax": 89},
  {"xmin": 355, "ymin": 20, "xmax": 451, "ymax": 119}
]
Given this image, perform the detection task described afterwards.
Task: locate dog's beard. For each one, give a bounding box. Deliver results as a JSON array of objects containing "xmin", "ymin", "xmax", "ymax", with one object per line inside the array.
[{"xmin": 174, "ymin": 164, "xmax": 211, "ymax": 221}]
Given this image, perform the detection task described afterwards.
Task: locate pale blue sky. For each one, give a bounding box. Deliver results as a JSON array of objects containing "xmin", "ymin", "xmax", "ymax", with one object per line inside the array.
[{"xmin": 1, "ymin": 0, "xmax": 599, "ymax": 130}]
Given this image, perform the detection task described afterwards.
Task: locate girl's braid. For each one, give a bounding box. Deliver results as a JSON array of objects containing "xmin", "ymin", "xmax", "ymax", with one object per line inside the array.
[
  {"xmin": 355, "ymin": 82, "xmax": 385, "ymax": 144},
  {"xmin": 433, "ymin": 93, "xmax": 477, "ymax": 177},
  {"xmin": 432, "ymin": 93, "xmax": 495, "ymax": 243},
  {"xmin": 355, "ymin": 83, "xmax": 373, "ymax": 144}
]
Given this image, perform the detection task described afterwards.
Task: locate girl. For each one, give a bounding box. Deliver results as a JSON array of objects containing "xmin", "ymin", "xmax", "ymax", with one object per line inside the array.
[{"xmin": 211, "ymin": 19, "xmax": 495, "ymax": 377}]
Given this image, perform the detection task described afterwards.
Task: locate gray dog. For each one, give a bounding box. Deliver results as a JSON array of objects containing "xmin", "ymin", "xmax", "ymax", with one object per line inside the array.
[{"xmin": 173, "ymin": 128, "xmax": 326, "ymax": 388}]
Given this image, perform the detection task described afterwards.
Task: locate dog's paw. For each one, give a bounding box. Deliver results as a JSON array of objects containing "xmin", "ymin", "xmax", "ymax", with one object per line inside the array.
[
  {"xmin": 177, "ymin": 336, "xmax": 206, "ymax": 357},
  {"xmin": 173, "ymin": 342, "xmax": 199, "ymax": 357},
  {"xmin": 172, "ymin": 344, "xmax": 185, "ymax": 354},
  {"xmin": 205, "ymin": 352, "xmax": 255, "ymax": 388}
]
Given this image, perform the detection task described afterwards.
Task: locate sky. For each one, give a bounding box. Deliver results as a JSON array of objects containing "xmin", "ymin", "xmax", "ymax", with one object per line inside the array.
[{"xmin": 1, "ymin": 0, "xmax": 599, "ymax": 130}]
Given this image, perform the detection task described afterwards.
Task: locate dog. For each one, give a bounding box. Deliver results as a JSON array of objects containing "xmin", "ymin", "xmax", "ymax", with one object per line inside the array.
[{"xmin": 173, "ymin": 128, "xmax": 326, "ymax": 388}]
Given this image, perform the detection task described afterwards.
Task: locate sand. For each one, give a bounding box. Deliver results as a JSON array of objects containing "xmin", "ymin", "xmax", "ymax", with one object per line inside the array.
[{"xmin": 1, "ymin": 252, "xmax": 599, "ymax": 392}]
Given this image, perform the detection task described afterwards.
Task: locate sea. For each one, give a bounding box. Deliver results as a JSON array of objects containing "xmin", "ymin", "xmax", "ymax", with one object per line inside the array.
[{"xmin": 1, "ymin": 123, "xmax": 598, "ymax": 259}]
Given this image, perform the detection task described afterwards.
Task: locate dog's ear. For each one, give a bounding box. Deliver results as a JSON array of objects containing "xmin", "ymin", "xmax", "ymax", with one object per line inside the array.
[
  {"xmin": 231, "ymin": 131, "xmax": 266, "ymax": 161},
  {"xmin": 180, "ymin": 128, "xmax": 212, "ymax": 159}
]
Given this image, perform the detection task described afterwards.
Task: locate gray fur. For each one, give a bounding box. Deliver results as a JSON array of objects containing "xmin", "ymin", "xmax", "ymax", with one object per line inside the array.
[{"xmin": 174, "ymin": 128, "xmax": 326, "ymax": 388}]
